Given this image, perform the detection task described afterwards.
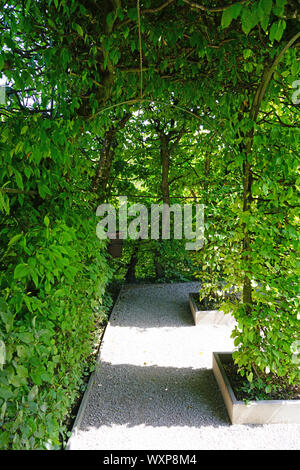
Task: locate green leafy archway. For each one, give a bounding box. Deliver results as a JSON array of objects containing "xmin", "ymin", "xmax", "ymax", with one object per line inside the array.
[{"xmin": 0, "ymin": 0, "xmax": 299, "ymax": 449}]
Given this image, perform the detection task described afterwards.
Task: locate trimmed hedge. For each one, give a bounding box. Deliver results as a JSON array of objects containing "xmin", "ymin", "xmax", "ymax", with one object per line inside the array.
[{"xmin": 0, "ymin": 205, "xmax": 112, "ymax": 449}]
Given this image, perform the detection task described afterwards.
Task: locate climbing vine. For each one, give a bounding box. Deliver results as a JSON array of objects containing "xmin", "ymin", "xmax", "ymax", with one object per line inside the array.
[{"xmin": 0, "ymin": 0, "xmax": 299, "ymax": 448}]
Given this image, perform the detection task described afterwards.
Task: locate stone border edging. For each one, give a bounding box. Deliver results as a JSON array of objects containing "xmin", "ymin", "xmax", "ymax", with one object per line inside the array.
[
  {"xmin": 189, "ymin": 293, "xmax": 235, "ymax": 326},
  {"xmin": 212, "ymin": 352, "xmax": 300, "ymax": 424}
]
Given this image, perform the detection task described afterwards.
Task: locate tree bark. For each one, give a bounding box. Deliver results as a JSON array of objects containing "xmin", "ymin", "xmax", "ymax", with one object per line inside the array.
[
  {"xmin": 125, "ymin": 242, "xmax": 140, "ymax": 282},
  {"xmin": 91, "ymin": 113, "xmax": 131, "ymax": 199},
  {"xmin": 91, "ymin": 130, "xmax": 115, "ymax": 196},
  {"xmin": 160, "ymin": 133, "xmax": 170, "ymax": 205},
  {"xmin": 153, "ymin": 122, "xmax": 186, "ymax": 279},
  {"xmin": 242, "ymin": 156, "xmax": 253, "ymax": 308}
]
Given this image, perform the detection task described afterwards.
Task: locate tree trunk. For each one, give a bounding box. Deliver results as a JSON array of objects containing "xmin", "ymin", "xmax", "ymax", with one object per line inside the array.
[
  {"xmin": 125, "ymin": 243, "xmax": 139, "ymax": 282},
  {"xmin": 91, "ymin": 113, "xmax": 131, "ymax": 199},
  {"xmin": 91, "ymin": 130, "xmax": 115, "ymax": 196},
  {"xmin": 154, "ymin": 133, "xmax": 171, "ymax": 279},
  {"xmin": 242, "ymin": 156, "xmax": 253, "ymax": 309},
  {"xmin": 239, "ymin": 33, "xmax": 300, "ymax": 314},
  {"xmin": 160, "ymin": 134, "xmax": 170, "ymax": 205},
  {"xmin": 154, "ymin": 247, "xmax": 165, "ymax": 279}
]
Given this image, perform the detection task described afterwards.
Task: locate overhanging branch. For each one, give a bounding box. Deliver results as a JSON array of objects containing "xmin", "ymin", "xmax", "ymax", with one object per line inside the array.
[{"xmin": 182, "ymin": 0, "xmax": 247, "ymax": 12}]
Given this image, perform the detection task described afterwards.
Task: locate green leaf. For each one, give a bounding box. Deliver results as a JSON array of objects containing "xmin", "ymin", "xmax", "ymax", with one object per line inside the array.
[
  {"xmin": 221, "ymin": 3, "xmax": 242, "ymax": 28},
  {"xmin": 28, "ymin": 385, "xmax": 38, "ymax": 402},
  {"xmin": 0, "ymin": 401, "xmax": 7, "ymax": 421},
  {"xmin": 241, "ymin": 8, "xmax": 258, "ymax": 35},
  {"xmin": 272, "ymin": 0, "xmax": 287, "ymax": 17},
  {"xmin": 106, "ymin": 12, "xmax": 114, "ymax": 26},
  {"xmin": 0, "ymin": 300, "xmax": 13, "ymax": 333},
  {"xmin": 260, "ymin": 0, "xmax": 273, "ymax": 16},
  {"xmin": 109, "ymin": 49, "xmax": 121, "ymax": 65},
  {"xmin": 127, "ymin": 7, "xmax": 138, "ymax": 21},
  {"xmin": 18, "ymin": 332, "xmax": 34, "ymax": 344},
  {"xmin": 37, "ymin": 183, "xmax": 51, "ymax": 198},
  {"xmin": 258, "ymin": 0, "xmax": 273, "ymax": 30},
  {"xmin": 14, "ymin": 263, "xmax": 30, "ymax": 279},
  {"xmin": 243, "ymin": 49, "xmax": 253, "ymax": 59},
  {"xmin": 15, "ymin": 365, "xmax": 28, "ymax": 378},
  {"xmin": 263, "ymin": 183, "xmax": 268, "ymax": 195},
  {"xmin": 291, "ymin": 61, "xmax": 300, "ymax": 76},
  {"xmin": 123, "ymin": 26, "xmax": 129, "ymax": 40},
  {"xmin": 48, "ymin": 18, "xmax": 56, "ymax": 29},
  {"xmin": 14, "ymin": 170, "xmax": 23, "ymax": 190},
  {"xmin": 44, "ymin": 215, "xmax": 50, "ymax": 227},
  {"xmin": 8, "ymin": 233, "xmax": 23, "ymax": 246},
  {"xmin": 247, "ymin": 371, "xmax": 253, "ymax": 383},
  {"xmin": 269, "ymin": 19, "xmax": 286, "ymax": 41},
  {"xmin": 72, "ymin": 22, "xmax": 83, "ymax": 36},
  {"xmin": 16, "ymin": 345, "xmax": 28, "ymax": 359},
  {"xmin": 0, "ymin": 385, "xmax": 13, "ymax": 401}
]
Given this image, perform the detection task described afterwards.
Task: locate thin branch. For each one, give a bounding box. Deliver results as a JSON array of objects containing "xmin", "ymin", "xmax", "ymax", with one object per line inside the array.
[
  {"xmin": 137, "ymin": 0, "xmax": 143, "ymax": 101},
  {"xmin": 116, "ymin": 0, "xmax": 175, "ymax": 30},
  {"xmin": 251, "ymin": 31, "xmax": 300, "ymax": 122},
  {"xmin": 143, "ymin": 0, "xmax": 175, "ymax": 13},
  {"xmin": 182, "ymin": 0, "xmax": 247, "ymax": 12},
  {"xmin": 0, "ymin": 188, "xmax": 37, "ymax": 195},
  {"xmin": 169, "ymin": 171, "xmax": 190, "ymax": 185},
  {"xmin": 170, "ymin": 126, "xmax": 186, "ymax": 151}
]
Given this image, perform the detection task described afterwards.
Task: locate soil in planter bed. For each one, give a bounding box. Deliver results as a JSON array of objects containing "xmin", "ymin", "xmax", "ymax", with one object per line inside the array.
[
  {"xmin": 192, "ymin": 292, "xmax": 239, "ymax": 311},
  {"xmin": 223, "ymin": 359, "xmax": 300, "ymax": 402}
]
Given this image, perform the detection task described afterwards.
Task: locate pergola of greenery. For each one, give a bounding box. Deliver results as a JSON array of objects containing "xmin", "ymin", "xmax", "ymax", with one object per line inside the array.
[{"xmin": 0, "ymin": 0, "xmax": 299, "ymax": 449}]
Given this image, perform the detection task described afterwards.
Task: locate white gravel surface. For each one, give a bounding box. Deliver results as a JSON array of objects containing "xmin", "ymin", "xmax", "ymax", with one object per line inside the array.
[{"xmin": 67, "ymin": 282, "xmax": 300, "ymax": 450}]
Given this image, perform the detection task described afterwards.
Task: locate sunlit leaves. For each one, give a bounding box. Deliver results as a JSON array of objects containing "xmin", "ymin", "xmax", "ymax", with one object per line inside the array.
[
  {"xmin": 0, "ymin": 0, "xmax": 299, "ymax": 448},
  {"xmin": 28, "ymin": 385, "xmax": 38, "ymax": 402},
  {"xmin": 272, "ymin": 0, "xmax": 287, "ymax": 18},
  {"xmin": 241, "ymin": 7, "xmax": 259, "ymax": 35},
  {"xmin": 72, "ymin": 22, "xmax": 83, "ymax": 37},
  {"xmin": 14, "ymin": 263, "xmax": 30, "ymax": 280},
  {"xmin": 260, "ymin": 0, "xmax": 273, "ymax": 17},
  {"xmin": 269, "ymin": 19, "xmax": 286, "ymax": 42}
]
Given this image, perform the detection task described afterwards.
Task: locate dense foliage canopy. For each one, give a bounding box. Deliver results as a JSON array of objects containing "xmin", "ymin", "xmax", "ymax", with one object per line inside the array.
[{"xmin": 0, "ymin": 0, "xmax": 299, "ymax": 449}]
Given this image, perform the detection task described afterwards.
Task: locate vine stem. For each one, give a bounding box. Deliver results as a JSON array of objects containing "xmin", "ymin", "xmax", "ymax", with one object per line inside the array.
[
  {"xmin": 242, "ymin": 31, "xmax": 300, "ymax": 310},
  {"xmin": 250, "ymin": 31, "xmax": 300, "ymax": 123},
  {"xmin": 137, "ymin": 0, "xmax": 143, "ymax": 101}
]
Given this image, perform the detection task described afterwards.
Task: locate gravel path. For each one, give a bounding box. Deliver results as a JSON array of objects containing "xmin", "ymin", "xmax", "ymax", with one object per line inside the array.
[{"xmin": 67, "ymin": 282, "xmax": 300, "ymax": 450}]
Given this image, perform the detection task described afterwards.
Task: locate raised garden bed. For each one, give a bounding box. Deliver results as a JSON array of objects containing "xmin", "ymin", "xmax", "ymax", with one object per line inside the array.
[
  {"xmin": 189, "ymin": 292, "xmax": 235, "ymax": 326},
  {"xmin": 212, "ymin": 352, "xmax": 300, "ymax": 424}
]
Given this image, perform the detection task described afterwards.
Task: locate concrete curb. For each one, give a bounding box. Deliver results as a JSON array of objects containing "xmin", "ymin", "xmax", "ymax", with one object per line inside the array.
[
  {"xmin": 65, "ymin": 284, "xmax": 125, "ymax": 450},
  {"xmin": 189, "ymin": 293, "xmax": 235, "ymax": 326},
  {"xmin": 213, "ymin": 352, "xmax": 300, "ymax": 424}
]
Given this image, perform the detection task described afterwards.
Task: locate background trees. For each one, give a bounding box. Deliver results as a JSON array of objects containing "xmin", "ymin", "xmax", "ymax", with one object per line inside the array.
[{"xmin": 0, "ymin": 0, "xmax": 299, "ymax": 449}]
